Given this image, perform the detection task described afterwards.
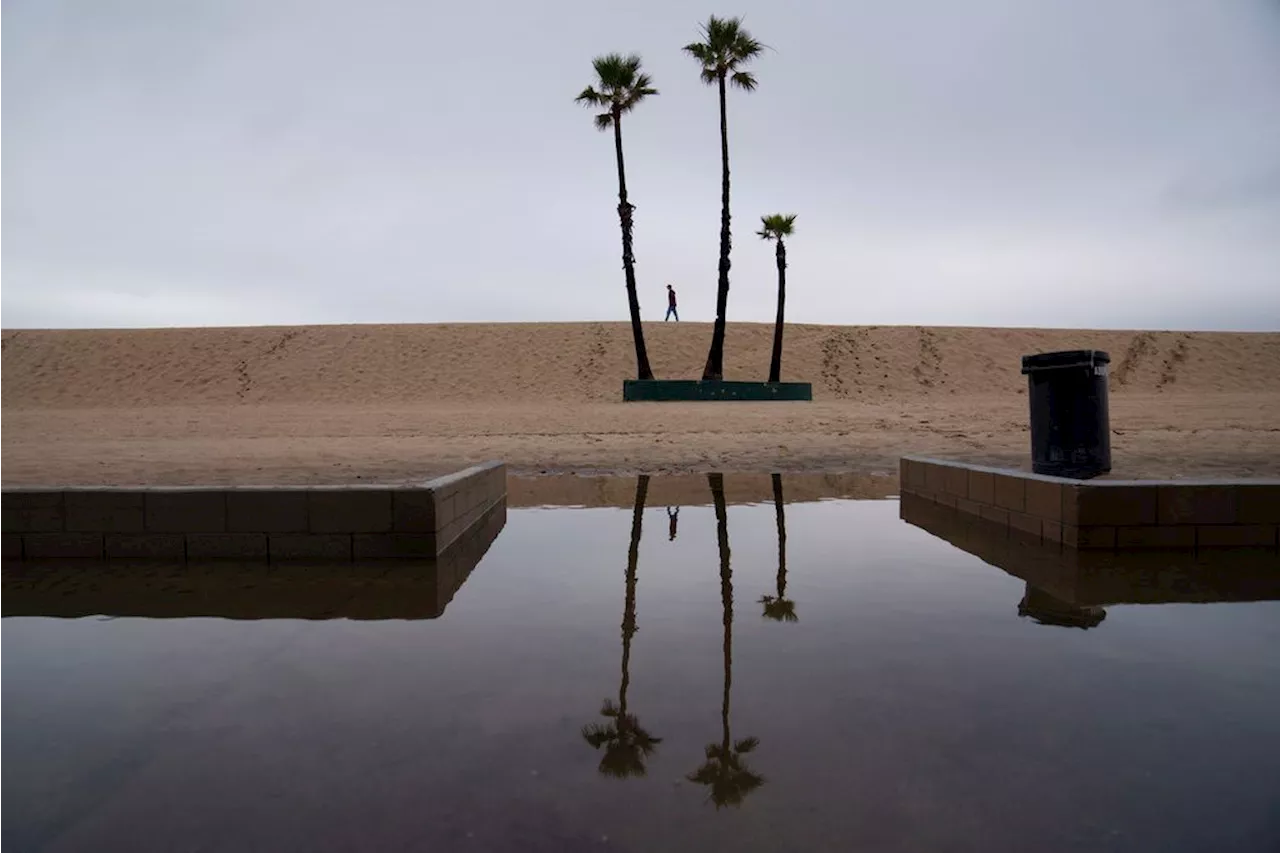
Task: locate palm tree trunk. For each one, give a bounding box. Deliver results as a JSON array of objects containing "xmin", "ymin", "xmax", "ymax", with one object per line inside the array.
[
  {"xmin": 772, "ymin": 473, "xmax": 787, "ymax": 600},
  {"xmin": 702, "ymin": 75, "xmax": 732, "ymax": 381},
  {"xmin": 614, "ymin": 114, "xmax": 654, "ymax": 381},
  {"xmin": 620, "ymin": 474, "xmax": 649, "ymax": 715},
  {"xmin": 767, "ymin": 239, "xmax": 786, "ymax": 383},
  {"xmin": 708, "ymin": 473, "xmax": 733, "ymax": 753}
]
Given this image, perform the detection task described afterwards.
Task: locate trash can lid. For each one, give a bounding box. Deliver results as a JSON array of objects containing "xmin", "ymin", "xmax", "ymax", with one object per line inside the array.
[{"xmin": 1021, "ymin": 349, "xmax": 1110, "ymax": 373}]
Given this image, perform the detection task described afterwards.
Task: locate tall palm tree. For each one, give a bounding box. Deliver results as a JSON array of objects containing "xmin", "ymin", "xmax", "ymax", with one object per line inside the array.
[
  {"xmin": 757, "ymin": 215, "xmax": 796, "ymax": 384},
  {"xmin": 576, "ymin": 54, "xmax": 658, "ymax": 381},
  {"xmin": 688, "ymin": 473, "xmax": 765, "ymax": 808},
  {"xmin": 583, "ymin": 475, "xmax": 662, "ymax": 777},
  {"xmin": 760, "ymin": 473, "xmax": 797, "ymax": 622},
  {"xmin": 683, "ymin": 17, "xmax": 764, "ymax": 381}
]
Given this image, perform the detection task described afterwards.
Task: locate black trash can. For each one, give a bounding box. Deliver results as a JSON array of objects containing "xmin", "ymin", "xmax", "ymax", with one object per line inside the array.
[{"xmin": 1020, "ymin": 350, "xmax": 1111, "ymax": 479}]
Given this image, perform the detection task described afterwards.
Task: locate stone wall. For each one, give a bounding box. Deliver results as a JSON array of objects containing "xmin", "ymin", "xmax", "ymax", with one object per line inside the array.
[
  {"xmin": 900, "ymin": 456, "xmax": 1280, "ymax": 550},
  {"xmin": 2, "ymin": 462, "xmax": 506, "ymax": 561}
]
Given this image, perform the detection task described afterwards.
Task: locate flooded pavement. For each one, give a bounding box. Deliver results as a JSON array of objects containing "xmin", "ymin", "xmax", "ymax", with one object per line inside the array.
[{"xmin": 4, "ymin": 475, "xmax": 1279, "ymax": 852}]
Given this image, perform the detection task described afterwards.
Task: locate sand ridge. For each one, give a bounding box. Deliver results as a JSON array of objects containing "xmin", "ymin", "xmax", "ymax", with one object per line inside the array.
[{"xmin": 3, "ymin": 322, "xmax": 1278, "ymax": 484}]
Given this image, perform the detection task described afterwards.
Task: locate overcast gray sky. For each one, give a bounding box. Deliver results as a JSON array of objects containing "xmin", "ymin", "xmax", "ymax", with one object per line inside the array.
[{"xmin": 4, "ymin": 0, "xmax": 1279, "ymax": 330}]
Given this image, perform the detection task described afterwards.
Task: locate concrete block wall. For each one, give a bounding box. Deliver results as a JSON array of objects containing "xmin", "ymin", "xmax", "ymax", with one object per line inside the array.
[
  {"xmin": 900, "ymin": 456, "xmax": 1280, "ymax": 550},
  {"xmin": 1, "ymin": 461, "xmax": 506, "ymax": 561}
]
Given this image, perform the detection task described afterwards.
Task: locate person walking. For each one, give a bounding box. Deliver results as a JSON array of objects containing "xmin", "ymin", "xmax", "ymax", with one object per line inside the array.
[{"xmin": 664, "ymin": 284, "xmax": 679, "ymax": 321}]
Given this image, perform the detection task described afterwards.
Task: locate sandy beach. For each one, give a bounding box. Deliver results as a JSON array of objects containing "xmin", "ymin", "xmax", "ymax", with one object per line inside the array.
[{"xmin": 4, "ymin": 322, "xmax": 1278, "ymax": 486}]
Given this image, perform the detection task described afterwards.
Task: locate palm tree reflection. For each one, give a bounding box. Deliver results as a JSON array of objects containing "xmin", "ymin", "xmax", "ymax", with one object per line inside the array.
[
  {"xmin": 760, "ymin": 473, "xmax": 797, "ymax": 623},
  {"xmin": 582, "ymin": 475, "xmax": 662, "ymax": 778},
  {"xmin": 688, "ymin": 473, "xmax": 765, "ymax": 808}
]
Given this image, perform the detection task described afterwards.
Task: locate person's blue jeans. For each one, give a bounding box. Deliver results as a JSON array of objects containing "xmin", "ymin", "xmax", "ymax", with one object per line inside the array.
[{"xmin": 665, "ymin": 306, "xmax": 679, "ymax": 321}]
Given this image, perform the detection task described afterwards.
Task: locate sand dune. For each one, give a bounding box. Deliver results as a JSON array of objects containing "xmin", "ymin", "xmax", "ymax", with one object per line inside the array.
[
  {"xmin": 4, "ymin": 322, "xmax": 1278, "ymax": 408},
  {"xmin": 3, "ymin": 322, "xmax": 1278, "ymax": 485}
]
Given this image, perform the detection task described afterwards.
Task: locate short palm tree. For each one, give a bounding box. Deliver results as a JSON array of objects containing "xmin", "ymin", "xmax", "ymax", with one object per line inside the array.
[
  {"xmin": 683, "ymin": 17, "xmax": 764, "ymax": 381},
  {"xmin": 760, "ymin": 473, "xmax": 797, "ymax": 622},
  {"xmin": 576, "ymin": 54, "xmax": 658, "ymax": 381},
  {"xmin": 688, "ymin": 473, "xmax": 765, "ymax": 807},
  {"xmin": 757, "ymin": 215, "xmax": 796, "ymax": 384},
  {"xmin": 583, "ymin": 475, "xmax": 662, "ymax": 777}
]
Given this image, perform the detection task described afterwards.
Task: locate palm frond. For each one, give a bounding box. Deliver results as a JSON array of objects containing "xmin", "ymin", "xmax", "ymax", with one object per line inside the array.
[
  {"xmin": 582, "ymin": 723, "xmax": 614, "ymax": 748},
  {"xmin": 757, "ymin": 213, "xmax": 797, "ymax": 240},
  {"xmin": 734, "ymin": 736, "xmax": 760, "ymax": 753},
  {"xmin": 575, "ymin": 85, "xmax": 605, "ymax": 106},
  {"xmin": 685, "ymin": 16, "xmax": 763, "ymax": 86},
  {"xmin": 579, "ymin": 53, "xmax": 656, "ymax": 124}
]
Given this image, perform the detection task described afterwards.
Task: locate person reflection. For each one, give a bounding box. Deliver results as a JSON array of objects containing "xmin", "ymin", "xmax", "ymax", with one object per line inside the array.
[
  {"xmin": 667, "ymin": 506, "xmax": 679, "ymax": 541},
  {"xmin": 582, "ymin": 475, "xmax": 662, "ymax": 777},
  {"xmin": 760, "ymin": 473, "xmax": 797, "ymax": 623},
  {"xmin": 688, "ymin": 473, "xmax": 766, "ymax": 809}
]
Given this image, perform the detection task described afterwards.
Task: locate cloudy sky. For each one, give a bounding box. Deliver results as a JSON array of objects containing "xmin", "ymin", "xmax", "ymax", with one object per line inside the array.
[{"xmin": 4, "ymin": 0, "xmax": 1279, "ymax": 330}]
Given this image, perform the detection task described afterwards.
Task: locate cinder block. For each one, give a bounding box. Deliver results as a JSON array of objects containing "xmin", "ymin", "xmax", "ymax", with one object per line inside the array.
[
  {"xmin": 307, "ymin": 491, "xmax": 393, "ymax": 533},
  {"xmin": 967, "ymin": 471, "xmax": 995, "ymax": 505},
  {"xmin": 1077, "ymin": 486, "xmax": 1157, "ymax": 526},
  {"xmin": 992, "ymin": 474, "xmax": 1026, "ymax": 512},
  {"xmin": 1116, "ymin": 526, "xmax": 1196, "ymax": 549},
  {"xmin": 353, "ymin": 533, "xmax": 438, "ymax": 559},
  {"xmin": 937, "ymin": 494, "xmax": 958, "ymax": 509},
  {"xmin": 1196, "ymin": 525, "xmax": 1278, "ymax": 548},
  {"xmin": 106, "ymin": 534, "xmax": 186, "ymax": 559},
  {"xmin": 1236, "ymin": 485, "xmax": 1280, "ymax": 524},
  {"xmin": 955, "ymin": 498, "xmax": 981, "ymax": 517},
  {"xmin": 1008, "ymin": 511, "xmax": 1043, "ymax": 538},
  {"xmin": 0, "ymin": 491, "xmax": 62, "ymax": 504},
  {"xmin": 1063, "ymin": 525, "xmax": 1116, "ymax": 550},
  {"xmin": 65, "ymin": 491, "xmax": 145, "ymax": 532},
  {"xmin": 393, "ymin": 491, "xmax": 438, "ymax": 533},
  {"xmin": 187, "ymin": 533, "xmax": 269, "ymax": 560},
  {"xmin": 1024, "ymin": 480, "xmax": 1063, "ymax": 522},
  {"xmin": 146, "ymin": 491, "xmax": 226, "ymax": 533},
  {"xmin": 923, "ymin": 462, "xmax": 948, "ymax": 494},
  {"xmin": 1042, "ymin": 521, "xmax": 1063, "ymax": 543},
  {"xmin": 943, "ymin": 466, "xmax": 968, "ymax": 498},
  {"xmin": 3, "ymin": 534, "xmax": 24, "ymax": 559},
  {"xmin": 979, "ymin": 504, "xmax": 1010, "ymax": 526},
  {"xmin": 227, "ymin": 491, "xmax": 308, "ymax": 532},
  {"xmin": 25, "ymin": 533, "xmax": 103, "ymax": 559},
  {"xmin": 2, "ymin": 491, "xmax": 65, "ymax": 532},
  {"xmin": 1158, "ymin": 485, "xmax": 1236, "ymax": 525},
  {"xmin": 269, "ymin": 534, "xmax": 352, "ymax": 561}
]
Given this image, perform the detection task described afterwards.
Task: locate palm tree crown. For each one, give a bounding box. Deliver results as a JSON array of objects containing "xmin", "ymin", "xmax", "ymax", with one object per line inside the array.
[
  {"xmin": 576, "ymin": 54, "xmax": 659, "ymax": 131},
  {"xmin": 757, "ymin": 213, "xmax": 797, "ymax": 241},
  {"xmin": 683, "ymin": 16, "xmax": 764, "ymax": 89}
]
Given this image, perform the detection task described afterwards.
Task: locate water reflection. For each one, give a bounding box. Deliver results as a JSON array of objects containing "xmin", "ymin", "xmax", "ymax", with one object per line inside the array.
[
  {"xmin": 2, "ymin": 501, "xmax": 506, "ymax": 620},
  {"xmin": 687, "ymin": 474, "xmax": 766, "ymax": 809},
  {"xmin": 6, "ymin": 479, "xmax": 1280, "ymax": 852},
  {"xmin": 582, "ymin": 476, "xmax": 663, "ymax": 778},
  {"xmin": 900, "ymin": 494, "xmax": 1280, "ymax": 626},
  {"xmin": 759, "ymin": 473, "xmax": 797, "ymax": 623}
]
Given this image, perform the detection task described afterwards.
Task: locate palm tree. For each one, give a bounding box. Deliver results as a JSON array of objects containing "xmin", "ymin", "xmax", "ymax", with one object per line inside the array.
[
  {"xmin": 688, "ymin": 473, "xmax": 765, "ymax": 807},
  {"xmin": 683, "ymin": 17, "xmax": 765, "ymax": 381},
  {"xmin": 583, "ymin": 475, "xmax": 662, "ymax": 777},
  {"xmin": 576, "ymin": 54, "xmax": 658, "ymax": 381},
  {"xmin": 760, "ymin": 473, "xmax": 797, "ymax": 622},
  {"xmin": 757, "ymin": 215, "xmax": 796, "ymax": 384}
]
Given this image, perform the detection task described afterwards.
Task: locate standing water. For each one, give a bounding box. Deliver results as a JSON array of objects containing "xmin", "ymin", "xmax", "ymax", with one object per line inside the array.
[{"xmin": 4, "ymin": 475, "xmax": 1279, "ymax": 852}]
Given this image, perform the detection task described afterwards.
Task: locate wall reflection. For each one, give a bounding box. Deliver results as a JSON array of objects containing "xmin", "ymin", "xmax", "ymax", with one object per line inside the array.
[
  {"xmin": 900, "ymin": 494, "xmax": 1280, "ymax": 628},
  {"xmin": 1, "ymin": 501, "xmax": 507, "ymax": 621}
]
